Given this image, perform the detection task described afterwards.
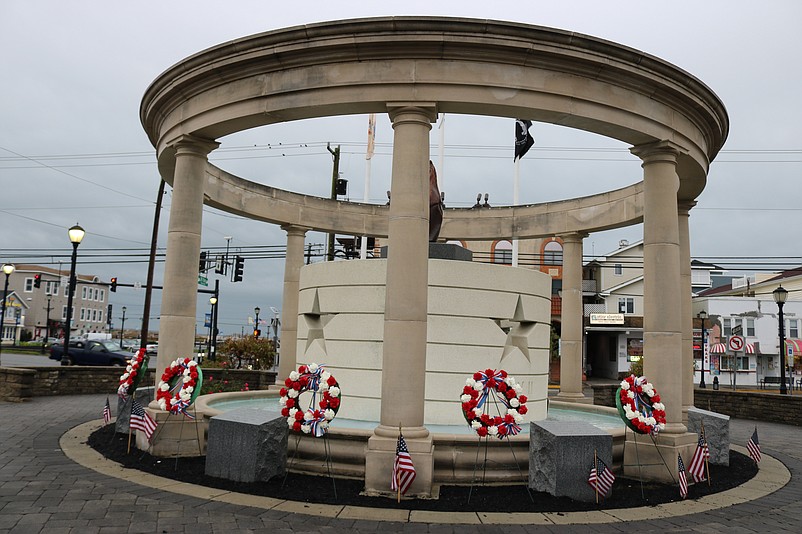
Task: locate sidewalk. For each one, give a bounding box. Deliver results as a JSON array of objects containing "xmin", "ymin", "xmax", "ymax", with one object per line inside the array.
[{"xmin": 2, "ymin": 394, "xmax": 802, "ymax": 532}]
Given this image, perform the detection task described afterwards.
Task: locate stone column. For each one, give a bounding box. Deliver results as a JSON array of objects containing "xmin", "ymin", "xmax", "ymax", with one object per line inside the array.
[
  {"xmin": 625, "ymin": 141, "xmax": 695, "ymax": 483},
  {"xmin": 557, "ymin": 232, "xmax": 587, "ymax": 402},
  {"xmin": 365, "ymin": 103, "xmax": 436, "ymax": 497},
  {"xmin": 678, "ymin": 201, "xmax": 696, "ymax": 421},
  {"xmin": 157, "ymin": 135, "xmax": 219, "ymax": 378},
  {"xmin": 277, "ymin": 224, "xmax": 308, "ymax": 382}
]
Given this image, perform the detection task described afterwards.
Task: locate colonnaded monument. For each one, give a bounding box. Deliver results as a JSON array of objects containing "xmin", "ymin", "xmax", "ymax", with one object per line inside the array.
[{"xmin": 139, "ymin": 17, "xmax": 728, "ymax": 496}]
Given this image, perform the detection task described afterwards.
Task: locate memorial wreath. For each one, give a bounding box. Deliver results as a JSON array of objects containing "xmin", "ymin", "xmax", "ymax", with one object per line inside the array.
[
  {"xmin": 156, "ymin": 357, "xmax": 203, "ymax": 416},
  {"xmin": 461, "ymin": 368, "xmax": 527, "ymax": 439},
  {"xmin": 117, "ymin": 348, "xmax": 148, "ymax": 399},
  {"xmin": 279, "ymin": 363, "xmax": 340, "ymax": 437},
  {"xmin": 615, "ymin": 374, "xmax": 666, "ymax": 435}
]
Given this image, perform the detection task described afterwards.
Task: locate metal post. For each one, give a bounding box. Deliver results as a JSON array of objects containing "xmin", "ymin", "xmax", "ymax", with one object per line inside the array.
[
  {"xmin": 62, "ymin": 242, "xmax": 80, "ymax": 365},
  {"xmin": 326, "ymin": 143, "xmax": 340, "ymax": 261},
  {"xmin": 0, "ymin": 266, "xmax": 13, "ymax": 365},
  {"xmin": 775, "ymin": 286, "xmax": 789, "ymax": 395},
  {"xmin": 119, "ymin": 307, "xmax": 127, "ymax": 347},
  {"xmin": 211, "ymin": 279, "xmax": 220, "ymax": 360},
  {"xmin": 698, "ymin": 311, "xmax": 707, "ymax": 388},
  {"xmin": 41, "ymin": 296, "xmax": 52, "ymax": 355}
]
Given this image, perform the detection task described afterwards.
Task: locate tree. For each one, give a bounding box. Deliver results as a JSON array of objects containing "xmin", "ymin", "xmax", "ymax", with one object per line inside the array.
[{"xmin": 216, "ymin": 337, "xmax": 276, "ymax": 370}]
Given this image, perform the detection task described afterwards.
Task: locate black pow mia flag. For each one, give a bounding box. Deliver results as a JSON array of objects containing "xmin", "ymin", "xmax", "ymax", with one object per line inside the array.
[{"xmin": 514, "ymin": 119, "xmax": 535, "ymax": 161}]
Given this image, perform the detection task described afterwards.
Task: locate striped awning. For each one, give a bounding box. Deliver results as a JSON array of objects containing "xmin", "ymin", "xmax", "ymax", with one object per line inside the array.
[
  {"xmin": 786, "ymin": 339, "xmax": 802, "ymax": 355},
  {"xmin": 710, "ymin": 342, "xmax": 756, "ymax": 354}
]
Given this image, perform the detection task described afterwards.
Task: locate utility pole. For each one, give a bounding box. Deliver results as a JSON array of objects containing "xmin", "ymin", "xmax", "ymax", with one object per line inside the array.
[
  {"xmin": 41, "ymin": 296, "xmax": 52, "ymax": 355},
  {"xmin": 326, "ymin": 143, "xmax": 340, "ymax": 261}
]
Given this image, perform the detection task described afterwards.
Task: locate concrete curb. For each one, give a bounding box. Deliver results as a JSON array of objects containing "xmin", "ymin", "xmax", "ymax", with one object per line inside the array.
[{"xmin": 61, "ymin": 419, "xmax": 790, "ymax": 525}]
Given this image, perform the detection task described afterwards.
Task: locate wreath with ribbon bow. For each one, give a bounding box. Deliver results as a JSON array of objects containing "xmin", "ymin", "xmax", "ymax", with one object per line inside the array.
[
  {"xmin": 156, "ymin": 357, "xmax": 203, "ymax": 417},
  {"xmin": 615, "ymin": 374, "xmax": 666, "ymax": 435},
  {"xmin": 117, "ymin": 348, "xmax": 149, "ymax": 399},
  {"xmin": 279, "ymin": 363, "xmax": 340, "ymax": 437},
  {"xmin": 461, "ymin": 368, "xmax": 528, "ymax": 439}
]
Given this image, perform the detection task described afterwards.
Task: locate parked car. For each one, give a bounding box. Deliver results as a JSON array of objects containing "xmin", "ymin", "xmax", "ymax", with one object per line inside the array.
[
  {"xmin": 146, "ymin": 343, "xmax": 158, "ymax": 355},
  {"xmin": 49, "ymin": 339, "xmax": 133, "ymax": 366}
]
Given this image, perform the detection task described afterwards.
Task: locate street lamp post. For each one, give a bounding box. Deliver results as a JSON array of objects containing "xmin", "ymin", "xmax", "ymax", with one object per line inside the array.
[
  {"xmin": 0, "ymin": 263, "xmax": 15, "ymax": 365},
  {"xmin": 254, "ymin": 307, "xmax": 261, "ymax": 338},
  {"xmin": 61, "ymin": 224, "xmax": 85, "ymax": 366},
  {"xmin": 774, "ymin": 286, "xmax": 789, "ymax": 395},
  {"xmin": 698, "ymin": 310, "xmax": 708, "ymax": 388},
  {"xmin": 119, "ymin": 307, "xmax": 127, "ymax": 347},
  {"xmin": 206, "ymin": 296, "xmax": 216, "ymax": 361},
  {"xmin": 209, "ymin": 290, "xmax": 219, "ymax": 361}
]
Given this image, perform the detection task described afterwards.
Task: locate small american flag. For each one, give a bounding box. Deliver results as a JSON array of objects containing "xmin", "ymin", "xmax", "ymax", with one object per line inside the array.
[
  {"xmin": 391, "ymin": 433, "xmax": 416, "ymax": 495},
  {"xmin": 130, "ymin": 400, "xmax": 157, "ymax": 442},
  {"xmin": 678, "ymin": 453, "xmax": 688, "ymax": 499},
  {"xmin": 588, "ymin": 456, "xmax": 615, "ymax": 498},
  {"xmin": 103, "ymin": 397, "xmax": 111, "ymax": 425},
  {"xmin": 747, "ymin": 428, "xmax": 761, "ymax": 464},
  {"xmin": 687, "ymin": 431, "xmax": 709, "ymax": 482}
]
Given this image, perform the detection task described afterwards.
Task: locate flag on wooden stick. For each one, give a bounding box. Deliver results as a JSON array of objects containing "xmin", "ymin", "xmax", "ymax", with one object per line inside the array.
[
  {"xmin": 103, "ymin": 397, "xmax": 111, "ymax": 425},
  {"xmin": 747, "ymin": 427, "xmax": 761, "ymax": 464},
  {"xmin": 130, "ymin": 399, "xmax": 157, "ymax": 442},
  {"xmin": 391, "ymin": 431, "xmax": 416, "ymax": 496},
  {"xmin": 687, "ymin": 429, "xmax": 710, "ymax": 482},
  {"xmin": 678, "ymin": 453, "xmax": 688, "ymax": 499},
  {"xmin": 587, "ymin": 455, "xmax": 615, "ymax": 499}
]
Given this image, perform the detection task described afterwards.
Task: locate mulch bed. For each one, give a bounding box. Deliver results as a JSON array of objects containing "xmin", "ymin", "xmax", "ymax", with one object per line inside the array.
[{"xmin": 88, "ymin": 424, "xmax": 758, "ymax": 513}]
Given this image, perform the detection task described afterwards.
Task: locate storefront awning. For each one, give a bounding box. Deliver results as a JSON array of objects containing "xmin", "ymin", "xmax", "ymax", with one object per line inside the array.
[
  {"xmin": 710, "ymin": 342, "xmax": 756, "ymax": 354},
  {"xmin": 786, "ymin": 339, "xmax": 802, "ymax": 355}
]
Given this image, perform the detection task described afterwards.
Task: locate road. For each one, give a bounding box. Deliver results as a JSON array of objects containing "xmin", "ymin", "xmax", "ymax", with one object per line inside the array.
[{"xmin": 0, "ymin": 351, "xmax": 56, "ymax": 367}]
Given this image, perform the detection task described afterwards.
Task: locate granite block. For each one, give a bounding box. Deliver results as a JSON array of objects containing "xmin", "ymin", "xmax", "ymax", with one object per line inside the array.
[
  {"xmin": 529, "ymin": 420, "xmax": 613, "ymax": 502},
  {"xmin": 205, "ymin": 408, "xmax": 288, "ymax": 483},
  {"xmin": 687, "ymin": 407, "xmax": 730, "ymax": 466},
  {"xmin": 116, "ymin": 387, "xmax": 154, "ymax": 434}
]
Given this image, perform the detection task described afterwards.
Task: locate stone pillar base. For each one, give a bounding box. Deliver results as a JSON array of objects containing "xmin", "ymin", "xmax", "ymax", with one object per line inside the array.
[
  {"xmin": 623, "ymin": 431, "xmax": 696, "ymax": 484},
  {"xmin": 364, "ymin": 432, "xmax": 434, "ymax": 498},
  {"xmin": 555, "ymin": 391, "xmax": 590, "ymax": 404},
  {"xmin": 136, "ymin": 407, "xmax": 207, "ymax": 457}
]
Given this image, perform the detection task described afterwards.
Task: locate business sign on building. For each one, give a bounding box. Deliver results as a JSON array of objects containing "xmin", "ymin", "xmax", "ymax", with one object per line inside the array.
[{"xmin": 590, "ymin": 313, "xmax": 625, "ymax": 325}]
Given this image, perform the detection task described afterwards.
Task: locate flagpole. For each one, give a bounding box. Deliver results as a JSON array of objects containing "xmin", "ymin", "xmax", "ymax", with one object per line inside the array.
[
  {"xmin": 594, "ymin": 449, "xmax": 599, "ymax": 504},
  {"xmin": 438, "ymin": 114, "xmax": 445, "ymax": 193},
  {"xmin": 702, "ymin": 420, "xmax": 711, "ymax": 486},
  {"xmin": 512, "ymin": 158, "xmax": 520, "ymax": 267},
  {"xmin": 397, "ymin": 422, "xmax": 402, "ymax": 503},
  {"xmin": 361, "ymin": 113, "xmax": 376, "ymax": 260}
]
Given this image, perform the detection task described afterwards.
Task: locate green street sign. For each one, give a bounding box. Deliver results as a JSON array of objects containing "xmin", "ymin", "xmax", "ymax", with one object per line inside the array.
[{"xmin": 198, "ymin": 275, "xmax": 208, "ymax": 287}]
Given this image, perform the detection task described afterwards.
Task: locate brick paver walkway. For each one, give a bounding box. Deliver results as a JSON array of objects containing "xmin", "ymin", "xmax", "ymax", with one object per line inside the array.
[{"xmin": 2, "ymin": 394, "xmax": 801, "ymax": 533}]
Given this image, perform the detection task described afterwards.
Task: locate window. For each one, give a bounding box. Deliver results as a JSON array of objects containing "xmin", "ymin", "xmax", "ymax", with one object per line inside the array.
[
  {"xmin": 80, "ymin": 308, "xmax": 85, "ymax": 321},
  {"xmin": 543, "ymin": 241, "xmax": 563, "ymax": 266},
  {"xmin": 99, "ymin": 289, "xmax": 105, "ymax": 302},
  {"xmin": 723, "ymin": 318, "xmax": 731, "ymax": 336},
  {"xmin": 82, "ymin": 287, "xmax": 87, "ymax": 299},
  {"xmin": 492, "ymin": 240, "xmax": 513, "ymax": 265},
  {"xmin": 614, "ymin": 264, "xmax": 623, "ymax": 276},
  {"xmin": 62, "ymin": 306, "xmax": 67, "ymax": 320},
  {"xmin": 790, "ymin": 319, "xmax": 799, "ymax": 339},
  {"xmin": 746, "ymin": 318, "xmax": 755, "ymax": 337},
  {"xmin": 46, "ymin": 281, "xmax": 59, "ymax": 295},
  {"xmin": 618, "ymin": 297, "xmax": 634, "ymax": 314},
  {"xmin": 24, "ymin": 278, "xmax": 34, "ymax": 292},
  {"xmin": 94, "ymin": 288, "xmax": 99, "ymax": 301},
  {"xmin": 98, "ymin": 310, "xmax": 103, "ymax": 324}
]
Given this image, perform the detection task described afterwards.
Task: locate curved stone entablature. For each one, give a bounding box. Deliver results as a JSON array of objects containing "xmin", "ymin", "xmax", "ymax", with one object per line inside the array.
[
  {"xmin": 202, "ymin": 162, "xmax": 644, "ymax": 239},
  {"xmin": 142, "ymin": 16, "xmax": 728, "ymax": 206}
]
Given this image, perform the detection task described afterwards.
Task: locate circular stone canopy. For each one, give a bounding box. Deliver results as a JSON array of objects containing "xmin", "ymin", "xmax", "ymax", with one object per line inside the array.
[{"xmin": 141, "ymin": 17, "xmax": 728, "ymax": 240}]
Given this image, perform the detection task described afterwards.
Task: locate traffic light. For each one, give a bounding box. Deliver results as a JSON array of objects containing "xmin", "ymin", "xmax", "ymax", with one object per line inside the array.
[
  {"xmin": 233, "ymin": 256, "xmax": 245, "ymax": 282},
  {"xmin": 253, "ymin": 329, "xmax": 261, "ymax": 338},
  {"xmin": 199, "ymin": 251, "xmax": 207, "ymax": 273},
  {"xmin": 33, "ymin": 274, "xmax": 41, "ymax": 288},
  {"xmin": 107, "ymin": 304, "xmax": 113, "ymax": 324},
  {"xmin": 335, "ymin": 178, "xmax": 348, "ymax": 196},
  {"xmin": 110, "ymin": 277, "xmax": 117, "ymax": 292}
]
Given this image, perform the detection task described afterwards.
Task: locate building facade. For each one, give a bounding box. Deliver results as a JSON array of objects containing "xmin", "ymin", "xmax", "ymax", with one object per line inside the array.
[{"xmin": 1, "ymin": 264, "xmax": 111, "ymax": 342}]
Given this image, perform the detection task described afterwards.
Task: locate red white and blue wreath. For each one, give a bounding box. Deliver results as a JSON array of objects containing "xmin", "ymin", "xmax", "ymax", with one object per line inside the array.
[
  {"xmin": 615, "ymin": 374, "xmax": 666, "ymax": 435},
  {"xmin": 117, "ymin": 348, "xmax": 148, "ymax": 399},
  {"xmin": 156, "ymin": 357, "xmax": 202, "ymax": 417},
  {"xmin": 461, "ymin": 368, "xmax": 528, "ymax": 439},
  {"xmin": 279, "ymin": 363, "xmax": 340, "ymax": 437}
]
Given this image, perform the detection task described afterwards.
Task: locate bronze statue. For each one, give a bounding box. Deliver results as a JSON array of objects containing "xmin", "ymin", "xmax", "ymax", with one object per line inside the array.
[{"xmin": 429, "ymin": 161, "xmax": 444, "ymax": 242}]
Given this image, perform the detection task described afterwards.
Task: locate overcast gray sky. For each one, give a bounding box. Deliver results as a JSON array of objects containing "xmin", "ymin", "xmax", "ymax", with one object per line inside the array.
[{"xmin": 2, "ymin": 0, "xmax": 801, "ymax": 336}]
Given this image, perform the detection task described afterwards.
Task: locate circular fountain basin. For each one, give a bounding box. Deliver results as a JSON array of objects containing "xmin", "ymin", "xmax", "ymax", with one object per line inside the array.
[{"xmin": 195, "ymin": 391, "xmax": 625, "ymax": 483}]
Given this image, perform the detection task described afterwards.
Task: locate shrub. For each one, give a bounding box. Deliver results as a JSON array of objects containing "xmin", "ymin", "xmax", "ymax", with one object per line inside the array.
[{"xmin": 209, "ymin": 337, "xmax": 276, "ymax": 370}]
